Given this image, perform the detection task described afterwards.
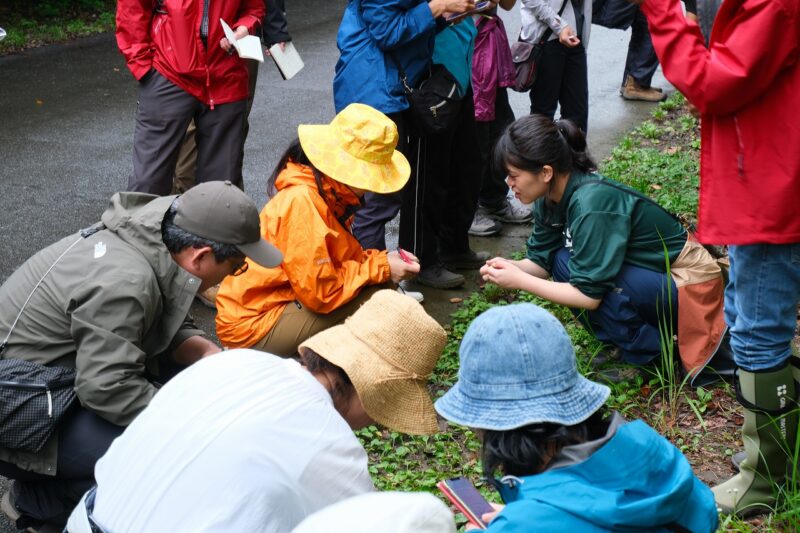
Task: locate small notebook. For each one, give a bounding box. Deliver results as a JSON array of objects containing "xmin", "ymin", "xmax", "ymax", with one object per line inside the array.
[
  {"xmin": 220, "ymin": 19, "xmax": 264, "ymax": 63},
  {"xmin": 269, "ymin": 41, "xmax": 304, "ymax": 80}
]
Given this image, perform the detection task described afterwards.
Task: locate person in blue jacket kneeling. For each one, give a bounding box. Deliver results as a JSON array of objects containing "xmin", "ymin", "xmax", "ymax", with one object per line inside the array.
[{"xmin": 434, "ymin": 303, "xmax": 718, "ymax": 532}]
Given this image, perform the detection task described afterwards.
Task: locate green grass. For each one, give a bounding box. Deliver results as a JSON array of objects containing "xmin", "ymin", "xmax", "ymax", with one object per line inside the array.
[{"xmin": 0, "ymin": 1, "xmax": 115, "ymax": 55}]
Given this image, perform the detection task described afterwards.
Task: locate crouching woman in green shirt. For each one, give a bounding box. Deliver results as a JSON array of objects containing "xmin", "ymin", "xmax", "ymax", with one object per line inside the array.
[{"xmin": 480, "ymin": 114, "xmax": 730, "ymax": 383}]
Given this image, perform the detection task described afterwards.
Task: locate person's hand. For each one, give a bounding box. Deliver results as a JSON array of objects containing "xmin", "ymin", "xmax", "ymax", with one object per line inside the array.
[
  {"xmin": 465, "ymin": 503, "xmax": 505, "ymax": 530},
  {"xmin": 480, "ymin": 257, "xmax": 526, "ymax": 289},
  {"xmin": 220, "ymin": 25, "xmax": 249, "ymax": 53},
  {"xmin": 429, "ymin": 0, "xmax": 475, "ymax": 18},
  {"xmin": 387, "ymin": 250, "xmax": 421, "ymax": 283},
  {"xmin": 685, "ymin": 100, "xmax": 701, "ymax": 119},
  {"xmin": 559, "ymin": 26, "xmax": 580, "ymax": 47},
  {"xmin": 265, "ymin": 40, "xmax": 287, "ymax": 56}
]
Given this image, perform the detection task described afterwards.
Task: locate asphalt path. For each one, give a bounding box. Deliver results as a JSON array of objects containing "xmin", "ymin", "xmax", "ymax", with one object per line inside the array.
[{"xmin": 0, "ymin": 1, "xmax": 671, "ymax": 529}]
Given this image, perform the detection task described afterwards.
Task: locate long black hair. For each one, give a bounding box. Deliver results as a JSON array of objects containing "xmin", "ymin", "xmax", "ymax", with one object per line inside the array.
[
  {"xmin": 267, "ymin": 138, "xmax": 359, "ymax": 227},
  {"xmin": 267, "ymin": 137, "xmax": 327, "ymax": 199},
  {"xmin": 493, "ymin": 114, "xmax": 597, "ymax": 178},
  {"xmin": 481, "ymin": 410, "xmax": 609, "ymax": 480}
]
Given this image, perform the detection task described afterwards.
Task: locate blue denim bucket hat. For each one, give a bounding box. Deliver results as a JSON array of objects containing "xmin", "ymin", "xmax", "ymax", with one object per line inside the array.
[{"xmin": 434, "ymin": 303, "xmax": 610, "ymax": 430}]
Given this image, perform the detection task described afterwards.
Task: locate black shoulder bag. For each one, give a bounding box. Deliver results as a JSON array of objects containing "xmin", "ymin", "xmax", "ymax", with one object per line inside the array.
[{"xmin": 389, "ymin": 54, "xmax": 463, "ymax": 135}]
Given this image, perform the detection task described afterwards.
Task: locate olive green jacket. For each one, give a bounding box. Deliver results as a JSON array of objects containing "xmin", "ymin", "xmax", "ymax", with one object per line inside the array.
[{"xmin": 0, "ymin": 193, "xmax": 204, "ymax": 474}]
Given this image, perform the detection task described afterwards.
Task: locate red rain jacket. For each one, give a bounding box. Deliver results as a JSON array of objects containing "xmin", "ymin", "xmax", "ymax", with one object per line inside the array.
[
  {"xmin": 643, "ymin": 0, "xmax": 800, "ymax": 245},
  {"xmin": 116, "ymin": 0, "xmax": 264, "ymax": 107}
]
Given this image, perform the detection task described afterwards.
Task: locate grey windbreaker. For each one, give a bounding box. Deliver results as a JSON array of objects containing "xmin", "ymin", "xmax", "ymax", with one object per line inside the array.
[{"xmin": 0, "ymin": 192, "xmax": 205, "ymax": 474}]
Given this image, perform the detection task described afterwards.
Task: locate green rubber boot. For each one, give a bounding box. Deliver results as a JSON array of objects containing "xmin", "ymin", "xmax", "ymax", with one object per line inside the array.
[{"xmin": 712, "ymin": 364, "xmax": 797, "ymax": 516}]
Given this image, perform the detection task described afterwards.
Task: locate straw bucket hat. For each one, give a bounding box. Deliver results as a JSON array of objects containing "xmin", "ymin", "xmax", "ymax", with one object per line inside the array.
[
  {"xmin": 299, "ymin": 289, "xmax": 446, "ymax": 435},
  {"xmin": 297, "ymin": 103, "xmax": 411, "ymax": 194}
]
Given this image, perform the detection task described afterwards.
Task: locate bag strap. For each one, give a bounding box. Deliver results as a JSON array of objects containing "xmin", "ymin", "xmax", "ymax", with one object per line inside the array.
[
  {"xmin": 352, "ymin": 0, "xmax": 415, "ymax": 94},
  {"xmin": 529, "ymin": 0, "xmax": 570, "ymax": 44},
  {"xmin": 0, "ymin": 223, "xmax": 106, "ymax": 356}
]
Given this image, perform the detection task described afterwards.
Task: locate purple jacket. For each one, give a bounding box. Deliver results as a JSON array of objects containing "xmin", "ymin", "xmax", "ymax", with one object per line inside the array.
[{"xmin": 471, "ymin": 15, "xmax": 516, "ymax": 122}]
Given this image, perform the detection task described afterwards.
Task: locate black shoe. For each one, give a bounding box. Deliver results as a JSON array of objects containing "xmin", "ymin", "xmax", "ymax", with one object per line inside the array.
[
  {"xmin": 440, "ymin": 250, "xmax": 490, "ymax": 271},
  {"xmin": 416, "ymin": 264, "xmax": 465, "ymax": 289}
]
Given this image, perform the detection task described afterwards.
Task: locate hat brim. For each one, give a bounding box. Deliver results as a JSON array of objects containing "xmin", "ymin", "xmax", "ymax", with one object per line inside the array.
[
  {"xmin": 298, "ymin": 124, "xmax": 410, "ymax": 194},
  {"xmin": 300, "ymin": 323, "xmax": 439, "ymax": 436},
  {"xmin": 236, "ymin": 239, "xmax": 283, "ymax": 269},
  {"xmin": 434, "ymin": 374, "xmax": 610, "ymax": 431}
]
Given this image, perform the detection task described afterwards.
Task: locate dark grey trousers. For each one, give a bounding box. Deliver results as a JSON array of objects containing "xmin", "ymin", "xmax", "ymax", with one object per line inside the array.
[
  {"xmin": 622, "ymin": 7, "xmax": 660, "ymax": 88},
  {"xmin": 127, "ymin": 69, "xmax": 247, "ymax": 195}
]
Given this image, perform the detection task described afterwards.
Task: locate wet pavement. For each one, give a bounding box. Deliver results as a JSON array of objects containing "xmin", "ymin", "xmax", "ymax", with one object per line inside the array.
[{"xmin": 0, "ymin": 2, "xmax": 670, "ymax": 529}]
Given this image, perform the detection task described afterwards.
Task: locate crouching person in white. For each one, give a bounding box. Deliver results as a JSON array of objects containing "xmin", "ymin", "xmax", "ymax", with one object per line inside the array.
[{"xmin": 66, "ymin": 289, "xmax": 446, "ymax": 532}]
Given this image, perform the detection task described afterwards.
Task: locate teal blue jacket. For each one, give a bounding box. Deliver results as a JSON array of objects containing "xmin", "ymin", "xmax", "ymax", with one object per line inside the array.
[{"xmin": 488, "ymin": 421, "xmax": 718, "ymax": 532}]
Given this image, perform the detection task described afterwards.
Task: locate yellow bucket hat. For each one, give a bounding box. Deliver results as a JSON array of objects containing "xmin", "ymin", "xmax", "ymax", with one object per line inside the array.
[
  {"xmin": 299, "ymin": 289, "xmax": 447, "ymax": 435},
  {"xmin": 297, "ymin": 103, "xmax": 411, "ymax": 194}
]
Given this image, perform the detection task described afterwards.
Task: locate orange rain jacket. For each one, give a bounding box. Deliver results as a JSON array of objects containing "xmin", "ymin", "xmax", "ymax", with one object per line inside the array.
[{"xmin": 215, "ymin": 163, "xmax": 391, "ymax": 347}]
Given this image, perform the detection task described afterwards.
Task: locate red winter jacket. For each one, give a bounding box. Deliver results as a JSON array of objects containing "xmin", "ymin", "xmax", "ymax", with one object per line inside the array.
[
  {"xmin": 642, "ymin": 0, "xmax": 800, "ymax": 245},
  {"xmin": 116, "ymin": 0, "xmax": 264, "ymax": 107}
]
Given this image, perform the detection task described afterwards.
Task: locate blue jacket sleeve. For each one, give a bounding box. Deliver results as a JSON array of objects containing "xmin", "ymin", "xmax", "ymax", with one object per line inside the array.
[{"xmin": 360, "ymin": 0, "xmax": 437, "ymax": 51}]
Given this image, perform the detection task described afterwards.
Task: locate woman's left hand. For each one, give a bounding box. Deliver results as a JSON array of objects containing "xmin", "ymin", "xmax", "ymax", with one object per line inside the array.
[
  {"xmin": 480, "ymin": 258, "xmax": 525, "ymax": 289},
  {"xmin": 465, "ymin": 503, "xmax": 505, "ymax": 530}
]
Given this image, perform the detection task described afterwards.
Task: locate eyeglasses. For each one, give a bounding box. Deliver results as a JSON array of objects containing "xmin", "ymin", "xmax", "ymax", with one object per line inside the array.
[{"xmin": 232, "ymin": 259, "xmax": 249, "ymax": 276}]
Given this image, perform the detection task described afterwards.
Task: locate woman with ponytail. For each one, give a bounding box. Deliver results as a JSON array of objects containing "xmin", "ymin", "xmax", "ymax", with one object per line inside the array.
[{"xmin": 480, "ymin": 114, "xmax": 730, "ymax": 384}]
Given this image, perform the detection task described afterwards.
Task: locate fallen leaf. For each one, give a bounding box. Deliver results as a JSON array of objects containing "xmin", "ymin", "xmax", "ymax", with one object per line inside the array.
[
  {"xmin": 449, "ymin": 297, "xmax": 463, "ymax": 304},
  {"xmin": 35, "ymin": 99, "xmax": 44, "ymax": 105},
  {"xmin": 650, "ymin": 184, "xmax": 662, "ymax": 190}
]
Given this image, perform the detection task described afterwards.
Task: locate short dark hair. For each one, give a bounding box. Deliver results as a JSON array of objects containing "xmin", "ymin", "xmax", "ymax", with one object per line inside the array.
[
  {"xmin": 161, "ymin": 200, "xmax": 244, "ymax": 263},
  {"xmin": 298, "ymin": 347, "xmax": 355, "ymax": 405},
  {"xmin": 481, "ymin": 410, "xmax": 609, "ymax": 479}
]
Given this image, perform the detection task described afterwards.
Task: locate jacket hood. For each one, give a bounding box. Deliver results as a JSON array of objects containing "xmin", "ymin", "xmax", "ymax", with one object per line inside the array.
[
  {"xmin": 100, "ymin": 192, "xmax": 191, "ymax": 294},
  {"xmin": 497, "ymin": 420, "xmax": 717, "ymax": 532},
  {"xmin": 275, "ymin": 163, "xmax": 363, "ymax": 224}
]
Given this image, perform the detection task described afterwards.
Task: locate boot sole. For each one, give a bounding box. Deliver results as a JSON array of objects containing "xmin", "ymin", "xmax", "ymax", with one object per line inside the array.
[
  {"xmin": 620, "ymin": 92, "xmax": 668, "ymax": 103},
  {"xmin": 1, "ymin": 491, "xmax": 20, "ymax": 524},
  {"xmin": 415, "ymin": 277, "xmax": 465, "ymax": 289},
  {"xmin": 468, "ymin": 228, "xmax": 502, "ymax": 237}
]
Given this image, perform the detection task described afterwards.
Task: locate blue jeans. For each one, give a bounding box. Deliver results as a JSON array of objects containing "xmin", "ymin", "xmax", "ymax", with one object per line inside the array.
[
  {"xmin": 725, "ymin": 243, "xmax": 800, "ymax": 371},
  {"xmin": 552, "ymin": 248, "xmax": 677, "ymax": 365}
]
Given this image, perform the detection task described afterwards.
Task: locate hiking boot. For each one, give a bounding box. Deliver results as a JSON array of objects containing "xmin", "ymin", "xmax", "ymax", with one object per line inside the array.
[
  {"xmin": 195, "ymin": 284, "xmax": 220, "ymax": 308},
  {"xmin": 397, "ymin": 281, "xmax": 424, "ymax": 303},
  {"xmin": 485, "ymin": 196, "xmax": 533, "ymax": 224},
  {"xmin": 712, "ymin": 365, "xmax": 797, "ymax": 517},
  {"xmin": 416, "ymin": 264, "xmax": 465, "ymax": 289},
  {"xmin": 1, "ymin": 482, "xmax": 55, "ymax": 532},
  {"xmin": 620, "ymin": 75, "xmax": 667, "ymax": 102},
  {"xmin": 468, "ymin": 210, "xmax": 503, "ymax": 236},
  {"xmin": 440, "ymin": 250, "xmax": 490, "ymax": 271}
]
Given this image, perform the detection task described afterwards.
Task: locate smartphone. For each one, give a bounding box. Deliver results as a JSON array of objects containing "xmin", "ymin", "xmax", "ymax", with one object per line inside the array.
[
  {"xmin": 437, "ymin": 477, "xmax": 495, "ymax": 529},
  {"xmin": 445, "ymin": 1, "xmax": 492, "ymax": 22}
]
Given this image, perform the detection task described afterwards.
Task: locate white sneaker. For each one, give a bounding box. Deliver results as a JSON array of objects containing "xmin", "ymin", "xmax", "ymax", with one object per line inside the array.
[
  {"xmin": 397, "ymin": 282, "xmax": 424, "ymax": 303},
  {"xmin": 487, "ymin": 193, "xmax": 533, "ymax": 224},
  {"xmin": 469, "ymin": 210, "xmax": 503, "ymax": 236}
]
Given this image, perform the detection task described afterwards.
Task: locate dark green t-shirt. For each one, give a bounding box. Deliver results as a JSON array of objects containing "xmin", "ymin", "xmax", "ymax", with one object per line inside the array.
[{"xmin": 526, "ymin": 172, "xmax": 687, "ymax": 299}]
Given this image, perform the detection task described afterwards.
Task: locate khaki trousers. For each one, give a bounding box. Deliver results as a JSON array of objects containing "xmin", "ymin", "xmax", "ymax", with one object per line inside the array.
[{"xmin": 252, "ymin": 284, "xmax": 388, "ymax": 357}]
